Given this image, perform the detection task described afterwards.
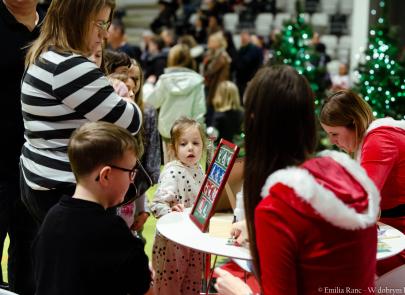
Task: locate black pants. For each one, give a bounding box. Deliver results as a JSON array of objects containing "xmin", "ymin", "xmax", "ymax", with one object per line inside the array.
[
  {"xmin": 19, "ymin": 171, "xmax": 75, "ymax": 225},
  {"xmin": 0, "ymin": 175, "xmax": 37, "ymax": 295}
]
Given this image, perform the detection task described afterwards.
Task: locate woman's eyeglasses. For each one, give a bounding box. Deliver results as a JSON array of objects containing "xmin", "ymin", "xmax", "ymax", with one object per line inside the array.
[{"xmin": 93, "ymin": 20, "xmax": 111, "ymax": 32}]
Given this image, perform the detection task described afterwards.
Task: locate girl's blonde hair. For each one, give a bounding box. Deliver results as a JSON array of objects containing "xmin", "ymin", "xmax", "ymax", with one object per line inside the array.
[
  {"xmin": 169, "ymin": 117, "xmax": 206, "ymax": 158},
  {"xmin": 167, "ymin": 44, "xmax": 196, "ymax": 70},
  {"xmin": 25, "ymin": 0, "xmax": 115, "ymax": 66},
  {"xmin": 320, "ymin": 90, "xmax": 374, "ymax": 150},
  {"xmin": 213, "ymin": 81, "xmax": 241, "ymax": 112}
]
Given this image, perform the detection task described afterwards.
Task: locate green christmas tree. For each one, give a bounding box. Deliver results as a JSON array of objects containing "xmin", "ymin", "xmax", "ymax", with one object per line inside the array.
[
  {"xmin": 355, "ymin": 0, "xmax": 405, "ymax": 119},
  {"xmin": 271, "ymin": 1, "xmax": 328, "ymax": 110}
]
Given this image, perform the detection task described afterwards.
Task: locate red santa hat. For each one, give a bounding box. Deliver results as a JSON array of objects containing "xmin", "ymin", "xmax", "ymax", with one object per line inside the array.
[{"xmin": 261, "ymin": 150, "xmax": 380, "ymax": 230}]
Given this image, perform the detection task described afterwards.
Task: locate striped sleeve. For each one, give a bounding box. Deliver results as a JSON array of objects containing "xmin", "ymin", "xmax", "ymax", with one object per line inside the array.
[{"xmin": 52, "ymin": 56, "xmax": 142, "ymax": 134}]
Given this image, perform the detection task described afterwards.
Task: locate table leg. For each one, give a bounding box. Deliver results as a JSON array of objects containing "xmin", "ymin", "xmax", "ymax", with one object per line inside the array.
[{"xmin": 201, "ymin": 254, "xmax": 219, "ymax": 295}]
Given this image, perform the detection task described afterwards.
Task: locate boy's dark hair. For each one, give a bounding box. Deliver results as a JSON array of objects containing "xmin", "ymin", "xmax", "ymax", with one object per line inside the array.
[
  {"xmin": 111, "ymin": 17, "xmax": 125, "ymax": 34},
  {"xmin": 104, "ymin": 49, "xmax": 131, "ymax": 74},
  {"xmin": 68, "ymin": 122, "xmax": 143, "ymax": 180},
  {"xmin": 243, "ymin": 64, "xmax": 316, "ymax": 283}
]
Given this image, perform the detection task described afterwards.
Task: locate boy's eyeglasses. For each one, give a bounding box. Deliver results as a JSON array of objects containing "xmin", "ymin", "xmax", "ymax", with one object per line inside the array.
[
  {"xmin": 112, "ymin": 159, "xmax": 154, "ymax": 207},
  {"xmin": 110, "ymin": 164, "xmax": 138, "ymax": 181},
  {"xmin": 95, "ymin": 163, "xmax": 138, "ymax": 182},
  {"xmin": 93, "ymin": 20, "xmax": 111, "ymax": 32}
]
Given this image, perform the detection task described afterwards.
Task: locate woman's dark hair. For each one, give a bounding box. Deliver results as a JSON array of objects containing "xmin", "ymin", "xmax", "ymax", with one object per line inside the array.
[{"xmin": 243, "ymin": 65, "xmax": 316, "ymax": 284}]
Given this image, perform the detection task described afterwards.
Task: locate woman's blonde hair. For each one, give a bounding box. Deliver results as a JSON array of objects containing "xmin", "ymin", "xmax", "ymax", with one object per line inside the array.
[
  {"xmin": 213, "ymin": 81, "xmax": 241, "ymax": 112},
  {"xmin": 178, "ymin": 35, "xmax": 197, "ymax": 49},
  {"xmin": 320, "ymin": 90, "xmax": 374, "ymax": 149},
  {"xmin": 25, "ymin": 0, "xmax": 115, "ymax": 66},
  {"xmin": 167, "ymin": 44, "xmax": 196, "ymax": 70},
  {"xmin": 208, "ymin": 31, "xmax": 227, "ymax": 50}
]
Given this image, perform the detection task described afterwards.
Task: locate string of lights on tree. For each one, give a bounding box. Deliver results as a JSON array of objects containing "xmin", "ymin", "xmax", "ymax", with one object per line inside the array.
[
  {"xmin": 271, "ymin": 1, "xmax": 328, "ymax": 110},
  {"xmin": 354, "ymin": 0, "xmax": 405, "ymax": 119}
]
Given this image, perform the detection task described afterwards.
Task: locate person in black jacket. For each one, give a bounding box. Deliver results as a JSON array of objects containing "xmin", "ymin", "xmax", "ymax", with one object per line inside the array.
[
  {"xmin": 33, "ymin": 122, "xmax": 152, "ymax": 295},
  {"xmin": 143, "ymin": 35, "xmax": 167, "ymax": 81},
  {"xmin": 107, "ymin": 17, "xmax": 142, "ymax": 61},
  {"xmin": 0, "ymin": 0, "xmax": 44, "ymax": 293},
  {"xmin": 235, "ymin": 31, "xmax": 263, "ymax": 102}
]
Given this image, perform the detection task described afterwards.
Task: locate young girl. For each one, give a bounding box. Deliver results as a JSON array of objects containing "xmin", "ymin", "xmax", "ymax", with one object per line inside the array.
[
  {"xmin": 117, "ymin": 59, "xmax": 160, "ymax": 239},
  {"xmin": 151, "ymin": 117, "xmax": 206, "ymax": 295},
  {"xmin": 211, "ymin": 80, "xmax": 244, "ymax": 144}
]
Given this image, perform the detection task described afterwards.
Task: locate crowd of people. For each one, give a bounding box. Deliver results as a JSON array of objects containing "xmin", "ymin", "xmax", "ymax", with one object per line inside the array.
[{"xmin": 0, "ymin": 0, "xmax": 404, "ymax": 295}]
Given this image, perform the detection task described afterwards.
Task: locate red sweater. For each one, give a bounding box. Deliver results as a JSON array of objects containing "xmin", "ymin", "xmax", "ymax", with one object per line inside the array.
[
  {"xmin": 255, "ymin": 151, "xmax": 379, "ymax": 295},
  {"xmin": 359, "ymin": 118, "xmax": 405, "ymax": 234}
]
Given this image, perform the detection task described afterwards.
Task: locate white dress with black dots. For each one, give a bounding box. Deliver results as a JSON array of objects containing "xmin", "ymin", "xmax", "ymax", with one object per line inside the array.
[{"xmin": 151, "ymin": 160, "xmax": 204, "ymax": 295}]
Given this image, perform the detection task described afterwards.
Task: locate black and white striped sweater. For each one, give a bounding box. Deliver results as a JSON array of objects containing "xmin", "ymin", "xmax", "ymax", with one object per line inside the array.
[{"xmin": 20, "ymin": 48, "xmax": 142, "ymax": 190}]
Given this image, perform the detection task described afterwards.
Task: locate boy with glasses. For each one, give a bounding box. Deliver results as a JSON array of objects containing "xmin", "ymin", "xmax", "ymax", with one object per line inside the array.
[{"xmin": 33, "ymin": 122, "xmax": 152, "ymax": 295}]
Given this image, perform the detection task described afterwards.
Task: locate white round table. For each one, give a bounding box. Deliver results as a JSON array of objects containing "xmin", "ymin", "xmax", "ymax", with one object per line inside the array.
[
  {"xmin": 377, "ymin": 222, "xmax": 405, "ymax": 260},
  {"xmin": 156, "ymin": 211, "xmax": 251, "ymax": 260},
  {"xmin": 156, "ymin": 214, "xmax": 405, "ymax": 266}
]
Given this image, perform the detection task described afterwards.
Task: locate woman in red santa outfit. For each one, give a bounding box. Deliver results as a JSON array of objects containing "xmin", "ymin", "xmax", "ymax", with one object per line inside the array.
[
  {"xmin": 320, "ymin": 90, "xmax": 405, "ymax": 275},
  {"xmin": 214, "ymin": 65, "xmax": 380, "ymax": 295}
]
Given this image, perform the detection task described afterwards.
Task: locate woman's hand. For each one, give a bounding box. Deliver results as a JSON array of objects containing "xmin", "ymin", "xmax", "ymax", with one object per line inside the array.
[
  {"xmin": 214, "ymin": 268, "xmax": 253, "ymax": 295},
  {"xmin": 231, "ymin": 220, "xmax": 248, "ymax": 246}
]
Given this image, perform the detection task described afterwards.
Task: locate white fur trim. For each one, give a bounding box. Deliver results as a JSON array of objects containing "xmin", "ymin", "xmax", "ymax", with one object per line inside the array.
[
  {"xmin": 356, "ymin": 118, "xmax": 405, "ymax": 161},
  {"xmin": 367, "ymin": 118, "xmax": 405, "ymax": 133},
  {"xmin": 260, "ymin": 151, "xmax": 380, "ymax": 230}
]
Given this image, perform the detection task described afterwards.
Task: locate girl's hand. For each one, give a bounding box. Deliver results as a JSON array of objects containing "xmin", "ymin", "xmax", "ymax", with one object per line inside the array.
[{"xmin": 171, "ymin": 203, "xmax": 184, "ymax": 212}]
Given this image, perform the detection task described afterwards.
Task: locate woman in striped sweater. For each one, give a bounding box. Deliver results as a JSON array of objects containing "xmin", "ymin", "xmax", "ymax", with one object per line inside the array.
[{"xmin": 20, "ymin": 0, "xmax": 143, "ymax": 224}]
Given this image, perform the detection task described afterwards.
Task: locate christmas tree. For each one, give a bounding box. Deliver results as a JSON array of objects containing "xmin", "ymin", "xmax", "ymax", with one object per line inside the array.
[
  {"xmin": 354, "ymin": 0, "xmax": 405, "ymax": 119},
  {"xmin": 271, "ymin": 2, "xmax": 328, "ymax": 110}
]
